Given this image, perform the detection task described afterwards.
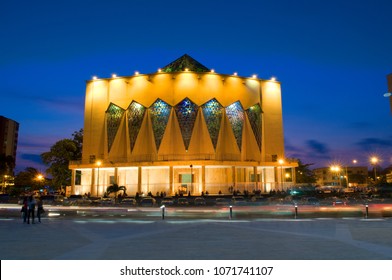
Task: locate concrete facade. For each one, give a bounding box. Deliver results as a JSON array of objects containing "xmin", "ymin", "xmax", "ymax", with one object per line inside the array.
[
  {"xmin": 69, "ymin": 55, "xmax": 297, "ymax": 196},
  {"xmin": 0, "ymin": 115, "xmax": 19, "ymax": 175}
]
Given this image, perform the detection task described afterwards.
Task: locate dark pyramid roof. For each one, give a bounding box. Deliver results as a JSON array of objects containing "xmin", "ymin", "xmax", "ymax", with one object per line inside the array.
[{"xmin": 161, "ymin": 54, "xmax": 210, "ymax": 73}]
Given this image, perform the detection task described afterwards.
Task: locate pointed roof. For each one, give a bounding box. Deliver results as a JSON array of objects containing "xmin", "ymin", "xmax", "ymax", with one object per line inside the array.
[{"xmin": 161, "ymin": 54, "xmax": 210, "ymax": 73}]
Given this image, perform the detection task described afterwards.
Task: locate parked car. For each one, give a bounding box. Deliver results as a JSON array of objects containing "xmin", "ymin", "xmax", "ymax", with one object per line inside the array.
[
  {"xmin": 331, "ymin": 197, "xmax": 348, "ymax": 206},
  {"xmin": 119, "ymin": 197, "xmax": 137, "ymax": 206},
  {"xmin": 177, "ymin": 197, "xmax": 189, "ymax": 206},
  {"xmin": 194, "ymin": 197, "xmax": 206, "ymax": 206},
  {"xmin": 67, "ymin": 194, "xmax": 90, "ymax": 206},
  {"xmin": 250, "ymin": 195, "xmax": 269, "ymax": 205},
  {"xmin": 161, "ymin": 197, "xmax": 175, "ymax": 206},
  {"xmin": 231, "ymin": 196, "xmax": 247, "ymax": 206},
  {"xmin": 215, "ymin": 197, "xmax": 230, "ymax": 206},
  {"xmin": 140, "ymin": 197, "xmax": 156, "ymax": 207},
  {"xmin": 40, "ymin": 195, "xmax": 65, "ymax": 206},
  {"xmin": 301, "ymin": 197, "xmax": 320, "ymax": 206},
  {"xmin": 100, "ymin": 197, "xmax": 115, "ymax": 206}
]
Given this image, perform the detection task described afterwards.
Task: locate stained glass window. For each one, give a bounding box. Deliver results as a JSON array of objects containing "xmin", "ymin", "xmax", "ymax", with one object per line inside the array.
[
  {"xmin": 127, "ymin": 101, "xmax": 146, "ymax": 152},
  {"xmin": 174, "ymin": 98, "xmax": 198, "ymax": 150},
  {"xmin": 106, "ymin": 103, "xmax": 125, "ymax": 152},
  {"xmin": 201, "ymin": 98, "xmax": 223, "ymax": 149},
  {"xmin": 246, "ymin": 103, "xmax": 262, "ymax": 151},
  {"xmin": 226, "ymin": 101, "xmax": 245, "ymax": 151},
  {"xmin": 149, "ymin": 98, "xmax": 172, "ymax": 150}
]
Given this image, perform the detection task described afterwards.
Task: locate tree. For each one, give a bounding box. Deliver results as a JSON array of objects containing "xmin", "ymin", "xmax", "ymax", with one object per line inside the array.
[
  {"xmin": 106, "ymin": 184, "xmax": 127, "ymax": 200},
  {"xmin": 14, "ymin": 167, "xmax": 44, "ymax": 193},
  {"xmin": 295, "ymin": 159, "xmax": 317, "ymax": 184},
  {"xmin": 41, "ymin": 129, "xmax": 83, "ymax": 190}
]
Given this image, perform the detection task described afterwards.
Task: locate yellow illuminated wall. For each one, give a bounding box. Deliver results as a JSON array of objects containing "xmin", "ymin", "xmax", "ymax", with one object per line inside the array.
[{"xmin": 81, "ymin": 72, "xmax": 284, "ymax": 165}]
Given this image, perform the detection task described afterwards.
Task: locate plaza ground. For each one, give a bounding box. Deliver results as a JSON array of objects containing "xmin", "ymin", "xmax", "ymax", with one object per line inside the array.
[{"xmin": 1, "ymin": 208, "xmax": 392, "ymax": 260}]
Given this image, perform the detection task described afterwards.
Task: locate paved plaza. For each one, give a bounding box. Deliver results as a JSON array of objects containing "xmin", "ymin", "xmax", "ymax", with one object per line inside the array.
[{"xmin": 1, "ymin": 211, "xmax": 392, "ymax": 260}]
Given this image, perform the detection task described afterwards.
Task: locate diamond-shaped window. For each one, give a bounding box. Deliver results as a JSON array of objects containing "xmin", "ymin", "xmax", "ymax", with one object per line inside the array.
[
  {"xmin": 226, "ymin": 101, "xmax": 245, "ymax": 151},
  {"xmin": 127, "ymin": 101, "xmax": 146, "ymax": 152},
  {"xmin": 246, "ymin": 103, "xmax": 262, "ymax": 151},
  {"xmin": 106, "ymin": 103, "xmax": 125, "ymax": 152},
  {"xmin": 174, "ymin": 98, "xmax": 198, "ymax": 150},
  {"xmin": 201, "ymin": 98, "xmax": 223, "ymax": 149},
  {"xmin": 149, "ymin": 99, "xmax": 172, "ymax": 150}
]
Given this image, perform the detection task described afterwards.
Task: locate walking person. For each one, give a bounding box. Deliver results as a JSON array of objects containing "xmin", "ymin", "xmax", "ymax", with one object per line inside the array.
[
  {"xmin": 27, "ymin": 195, "xmax": 36, "ymax": 224},
  {"xmin": 21, "ymin": 197, "xmax": 28, "ymax": 223},
  {"xmin": 36, "ymin": 197, "xmax": 44, "ymax": 223}
]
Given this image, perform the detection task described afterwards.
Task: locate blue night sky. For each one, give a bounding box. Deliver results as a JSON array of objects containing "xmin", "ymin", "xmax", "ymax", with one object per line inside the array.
[{"xmin": 1, "ymin": 0, "xmax": 392, "ymax": 173}]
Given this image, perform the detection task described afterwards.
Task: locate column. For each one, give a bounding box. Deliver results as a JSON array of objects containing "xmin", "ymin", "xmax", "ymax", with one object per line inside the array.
[
  {"xmin": 232, "ymin": 166, "xmax": 236, "ymax": 191},
  {"xmin": 202, "ymin": 165, "xmax": 206, "ymax": 194},
  {"xmin": 169, "ymin": 166, "xmax": 174, "ymax": 195},
  {"xmin": 253, "ymin": 166, "xmax": 258, "ymax": 191},
  {"xmin": 91, "ymin": 168, "xmax": 96, "ymax": 196},
  {"xmin": 137, "ymin": 166, "xmax": 142, "ymax": 194},
  {"xmin": 71, "ymin": 169, "xmax": 76, "ymax": 195},
  {"xmin": 114, "ymin": 167, "xmax": 118, "ymax": 185}
]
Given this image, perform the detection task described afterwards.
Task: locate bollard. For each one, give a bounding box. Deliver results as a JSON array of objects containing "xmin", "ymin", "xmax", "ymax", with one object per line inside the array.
[
  {"xmin": 160, "ymin": 205, "xmax": 165, "ymax": 220},
  {"xmin": 229, "ymin": 205, "xmax": 233, "ymax": 220},
  {"xmin": 365, "ymin": 204, "xmax": 368, "ymax": 219},
  {"xmin": 294, "ymin": 204, "xmax": 298, "ymax": 219}
]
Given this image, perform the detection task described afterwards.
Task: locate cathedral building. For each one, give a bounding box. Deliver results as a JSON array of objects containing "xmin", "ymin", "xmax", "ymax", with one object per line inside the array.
[{"xmin": 69, "ymin": 54, "xmax": 297, "ymax": 196}]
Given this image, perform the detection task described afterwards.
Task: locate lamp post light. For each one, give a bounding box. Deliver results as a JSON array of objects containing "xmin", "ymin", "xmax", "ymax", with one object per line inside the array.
[
  {"xmin": 370, "ymin": 157, "xmax": 379, "ymax": 182},
  {"xmin": 36, "ymin": 174, "xmax": 44, "ymax": 191},
  {"xmin": 96, "ymin": 160, "xmax": 102, "ymax": 196}
]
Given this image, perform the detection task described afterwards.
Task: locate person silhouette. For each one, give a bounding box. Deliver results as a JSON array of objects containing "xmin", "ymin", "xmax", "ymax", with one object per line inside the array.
[{"xmin": 27, "ymin": 195, "xmax": 36, "ymax": 224}]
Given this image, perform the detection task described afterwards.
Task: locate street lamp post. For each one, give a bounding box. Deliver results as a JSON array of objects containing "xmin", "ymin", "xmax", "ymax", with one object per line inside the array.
[
  {"xmin": 370, "ymin": 157, "xmax": 379, "ymax": 182},
  {"xmin": 345, "ymin": 166, "xmax": 349, "ymax": 188},
  {"xmin": 190, "ymin": 165, "xmax": 193, "ymax": 195},
  {"xmin": 96, "ymin": 160, "xmax": 102, "ymax": 196}
]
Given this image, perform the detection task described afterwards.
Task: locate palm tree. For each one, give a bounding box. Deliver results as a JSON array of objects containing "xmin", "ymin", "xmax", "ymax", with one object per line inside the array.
[{"xmin": 106, "ymin": 184, "xmax": 127, "ymax": 202}]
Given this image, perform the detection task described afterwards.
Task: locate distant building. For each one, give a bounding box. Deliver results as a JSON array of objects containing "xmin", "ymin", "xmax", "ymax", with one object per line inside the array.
[
  {"xmin": 69, "ymin": 54, "xmax": 297, "ymax": 196},
  {"xmin": 0, "ymin": 116, "xmax": 19, "ymax": 175},
  {"xmin": 387, "ymin": 172, "xmax": 392, "ymax": 184},
  {"xmin": 313, "ymin": 166, "xmax": 368, "ymax": 187}
]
